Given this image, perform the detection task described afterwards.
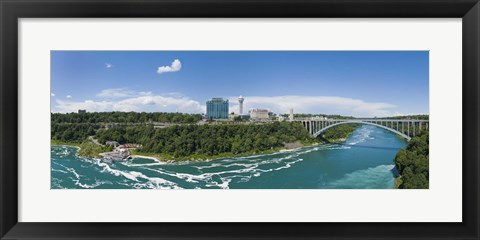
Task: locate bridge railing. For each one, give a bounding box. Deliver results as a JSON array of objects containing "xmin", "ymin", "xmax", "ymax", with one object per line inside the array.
[
  {"xmin": 293, "ymin": 118, "xmax": 429, "ymax": 122},
  {"xmin": 294, "ymin": 118, "xmax": 429, "ymax": 140}
]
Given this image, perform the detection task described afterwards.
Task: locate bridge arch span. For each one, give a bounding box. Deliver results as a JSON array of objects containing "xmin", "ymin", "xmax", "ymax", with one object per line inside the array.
[{"xmin": 312, "ymin": 121, "xmax": 411, "ymax": 141}]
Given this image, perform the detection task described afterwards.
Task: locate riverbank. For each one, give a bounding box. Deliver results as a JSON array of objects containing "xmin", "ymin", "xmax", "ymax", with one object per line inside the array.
[
  {"xmin": 130, "ymin": 147, "xmax": 283, "ymax": 163},
  {"xmin": 52, "ymin": 140, "xmax": 327, "ymax": 163},
  {"xmin": 129, "ymin": 140, "xmax": 326, "ymax": 163},
  {"xmin": 77, "ymin": 141, "xmax": 113, "ymax": 158},
  {"xmin": 51, "ymin": 140, "xmax": 112, "ymax": 158},
  {"xmin": 284, "ymin": 141, "xmax": 304, "ymax": 149},
  {"xmin": 51, "ymin": 127, "xmax": 354, "ymax": 163},
  {"xmin": 51, "ymin": 139, "xmax": 81, "ymax": 147},
  {"xmin": 51, "ymin": 124, "xmax": 402, "ymax": 189},
  {"xmin": 52, "ymin": 120, "xmax": 362, "ymax": 164},
  {"xmin": 327, "ymin": 137, "xmax": 347, "ymax": 143},
  {"xmin": 129, "ymin": 153, "xmax": 164, "ymax": 162},
  {"xmin": 394, "ymin": 176, "xmax": 403, "ymax": 189}
]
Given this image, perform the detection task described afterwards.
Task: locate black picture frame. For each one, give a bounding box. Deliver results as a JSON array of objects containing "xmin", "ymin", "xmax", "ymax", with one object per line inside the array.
[{"xmin": 1, "ymin": 0, "xmax": 479, "ymax": 239}]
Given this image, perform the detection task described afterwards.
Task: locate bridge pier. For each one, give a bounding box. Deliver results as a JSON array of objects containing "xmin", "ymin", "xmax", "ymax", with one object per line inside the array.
[
  {"xmin": 413, "ymin": 121, "xmax": 415, "ymax": 137},
  {"xmin": 407, "ymin": 122, "xmax": 410, "ymax": 137}
]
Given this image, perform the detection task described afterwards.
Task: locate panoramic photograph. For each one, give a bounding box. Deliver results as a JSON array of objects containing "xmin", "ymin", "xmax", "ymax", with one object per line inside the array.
[{"xmin": 51, "ymin": 51, "xmax": 429, "ymax": 189}]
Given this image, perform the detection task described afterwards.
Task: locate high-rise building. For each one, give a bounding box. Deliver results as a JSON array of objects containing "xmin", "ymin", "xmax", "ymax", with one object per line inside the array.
[
  {"xmin": 289, "ymin": 108, "xmax": 294, "ymax": 121},
  {"xmin": 206, "ymin": 98, "xmax": 229, "ymax": 119},
  {"xmin": 238, "ymin": 95, "xmax": 244, "ymax": 115}
]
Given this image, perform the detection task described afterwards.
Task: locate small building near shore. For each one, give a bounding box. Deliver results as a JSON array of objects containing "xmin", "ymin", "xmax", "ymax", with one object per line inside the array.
[{"xmin": 105, "ymin": 141, "xmax": 119, "ymax": 147}]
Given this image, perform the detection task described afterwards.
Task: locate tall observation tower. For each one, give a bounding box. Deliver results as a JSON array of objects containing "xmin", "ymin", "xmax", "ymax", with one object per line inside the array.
[{"xmin": 238, "ymin": 95, "xmax": 245, "ymax": 115}]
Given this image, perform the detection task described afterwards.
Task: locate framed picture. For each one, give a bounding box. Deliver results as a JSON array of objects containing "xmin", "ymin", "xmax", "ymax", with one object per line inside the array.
[{"xmin": 1, "ymin": 0, "xmax": 479, "ymax": 239}]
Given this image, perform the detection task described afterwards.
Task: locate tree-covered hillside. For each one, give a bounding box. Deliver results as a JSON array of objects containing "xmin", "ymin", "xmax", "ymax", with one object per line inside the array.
[
  {"xmin": 394, "ymin": 131, "xmax": 429, "ymax": 189},
  {"xmin": 320, "ymin": 124, "xmax": 359, "ymax": 142},
  {"xmin": 51, "ymin": 112, "xmax": 202, "ymax": 124},
  {"xmin": 51, "ymin": 112, "xmax": 361, "ymax": 160},
  {"xmin": 95, "ymin": 122, "xmax": 317, "ymax": 159}
]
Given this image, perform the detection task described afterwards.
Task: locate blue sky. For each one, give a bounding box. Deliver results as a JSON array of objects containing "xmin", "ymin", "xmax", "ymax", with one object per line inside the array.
[{"xmin": 51, "ymin": 51, "xmax": 429, "ymax": 117}]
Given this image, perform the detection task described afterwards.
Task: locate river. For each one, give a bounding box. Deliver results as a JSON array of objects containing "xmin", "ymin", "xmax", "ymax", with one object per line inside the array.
[{"xmin": 51, "ymin": 125, "xmax": 407, "ymax": 189}]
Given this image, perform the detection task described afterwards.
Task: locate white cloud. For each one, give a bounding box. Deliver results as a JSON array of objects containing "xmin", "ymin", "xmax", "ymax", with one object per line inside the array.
[
  {"xmin": 96, "ymin": 88, "xmax": 151, "ymax": 99},
  {"xmin": 105, "ymin": 63, "xmax": 113, "ymax": 68},
  {"xmin": 157, "ymin": 59, "xmax": 182, "ymax": 74},
  {"xmin": 54, "ymin": 92, "xmax": 205, "ymax": 114},
  {"xmin": 66, "ymin": 95, "xmax": 72, "ymax": 98},
  {"xmin": 51, "ymin": 93, "xmax": 55, "ymax": 97},
  {"xmin": 53, "ymin": 89, "xmax": 398, "ymax": 118},
  {"xmin": 227, "ymin": 95, "xmax": 397, "ymax": 118}
]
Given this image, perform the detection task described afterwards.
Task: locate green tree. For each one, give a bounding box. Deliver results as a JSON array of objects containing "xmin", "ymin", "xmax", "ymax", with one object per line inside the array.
[{"xmin": 394, "ymin": 131, "xmax": 429, "ymax": 189}]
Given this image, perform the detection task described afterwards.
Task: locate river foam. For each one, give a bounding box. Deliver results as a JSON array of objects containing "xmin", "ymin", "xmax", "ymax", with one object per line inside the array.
[{"xmin": 51, "ymin": 125, "xmax": 405, "ymax": 189}]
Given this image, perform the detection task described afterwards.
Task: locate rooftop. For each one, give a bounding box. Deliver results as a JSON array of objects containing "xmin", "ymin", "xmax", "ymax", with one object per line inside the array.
[
  {"xmin": 208, "ymin": 98, "xmax": 228, "ymax": 103},
  {"xmin": 251, "ymin": 108, "xmax": 269, "ymax": 113}
]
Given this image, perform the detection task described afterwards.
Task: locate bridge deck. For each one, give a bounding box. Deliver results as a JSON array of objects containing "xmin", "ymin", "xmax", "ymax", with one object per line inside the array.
[{"xmin": 295, "ymin": 118, "xmax": 429, "ymax": 141}]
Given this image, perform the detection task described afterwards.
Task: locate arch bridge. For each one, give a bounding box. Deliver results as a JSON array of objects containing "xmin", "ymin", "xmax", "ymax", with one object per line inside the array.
[{"xmin": 295, "ymin": 118, "xmax": 429, "ymax": 141}]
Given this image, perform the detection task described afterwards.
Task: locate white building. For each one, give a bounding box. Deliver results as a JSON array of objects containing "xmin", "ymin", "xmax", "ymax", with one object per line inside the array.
[
  {"xmin": 250, "ymin": 108, "xmax": 270, "ymax": 120},
  {"xmin": 238, "ymin": 95, "xmax": 245, "ymax": 115}
]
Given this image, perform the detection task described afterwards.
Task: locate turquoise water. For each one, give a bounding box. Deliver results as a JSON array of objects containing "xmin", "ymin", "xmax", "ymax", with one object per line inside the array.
[{"xmin": 51, "ymin": 125, "xmax": 407, "ymax": 189}]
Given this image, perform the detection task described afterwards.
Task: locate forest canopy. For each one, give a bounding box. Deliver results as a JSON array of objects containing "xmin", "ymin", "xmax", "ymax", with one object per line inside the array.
[
  {"xmin": 51, "ymin": 112, "xmax": 202, "ymax": 124},
  {"xmin": 95, "ymin": 122, "xmax": 317, "ymax": 158},
  {"xmin": 394, "ymin": 131, "xmax": 429, "ymax": 189},
  {"xmin": 51, "ymin": 112, "xmax": 361, "ymax": 160}
]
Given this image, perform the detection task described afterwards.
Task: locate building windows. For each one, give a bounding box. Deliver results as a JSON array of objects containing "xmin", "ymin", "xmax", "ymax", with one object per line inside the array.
[
  {"xmin": 206, "ymin": 98, "xmax": 229, "ymax": 119},
  {"xmin": 250, "ymin": 108, "xmax": 270, "ymax": 120}
]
